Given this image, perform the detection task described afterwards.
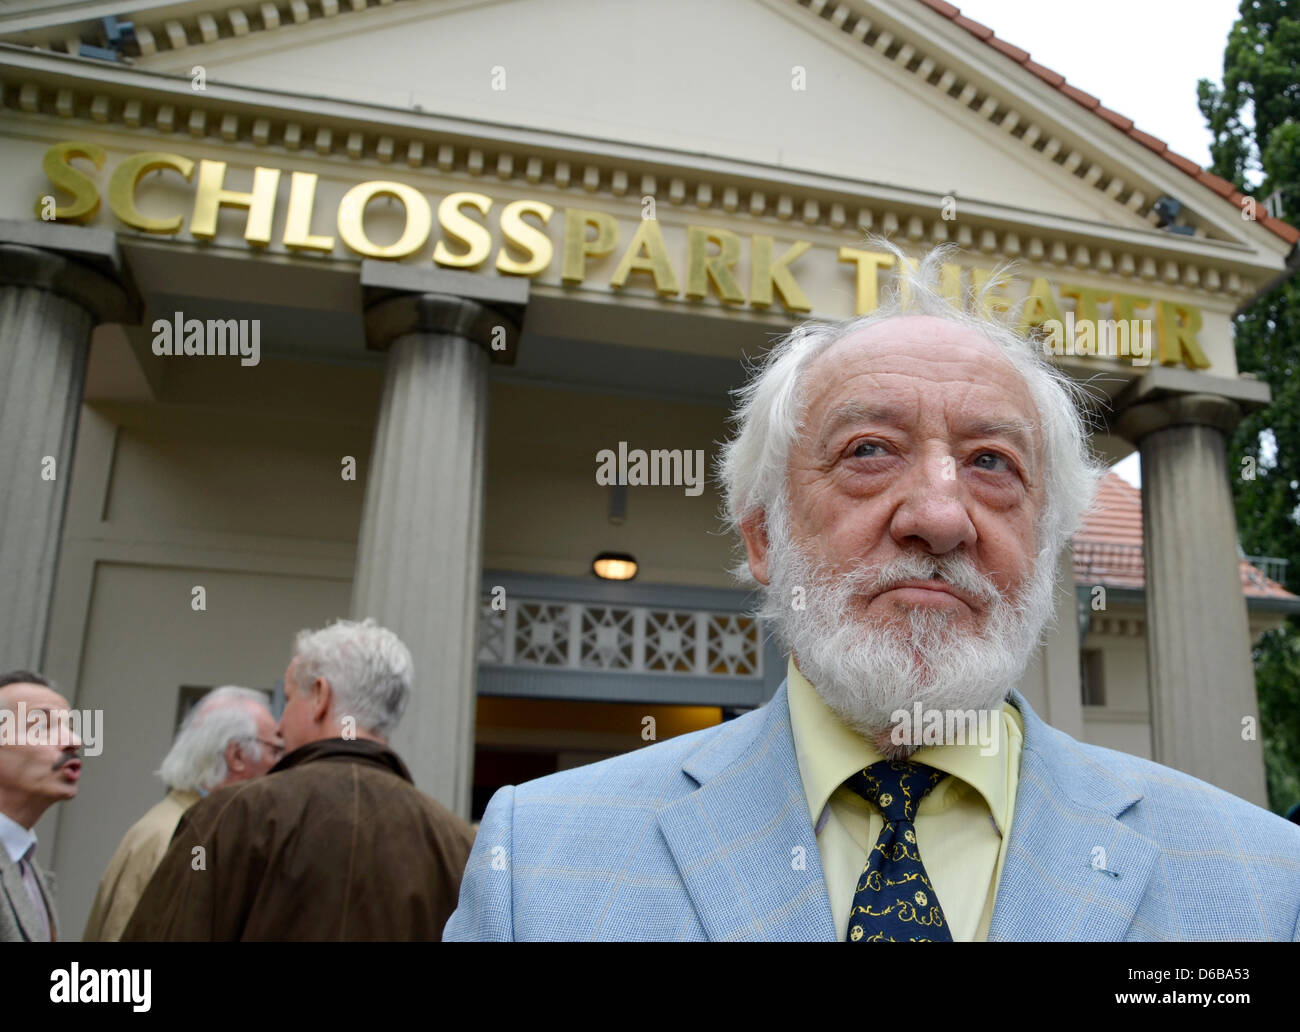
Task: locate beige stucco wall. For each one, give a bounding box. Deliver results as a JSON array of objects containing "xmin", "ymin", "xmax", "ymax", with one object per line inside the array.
[
  {"xmin": 484, "ymin": 381, "xmax": 735, "ymax": 585},
  {"xmin": 1080, "ymin": 605, "xmax": 1153, "ymax": 758},
  {"xmin": 39, "ymin": 386, "xmax": 368, "ymax": 937}
]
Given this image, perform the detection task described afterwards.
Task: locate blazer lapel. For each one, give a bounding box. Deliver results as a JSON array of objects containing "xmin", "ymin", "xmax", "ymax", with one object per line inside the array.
[
  {"xmin": 988, "ymin": 691, "xmax": 1159, "ymax": 941},
  {"xmin": 36, "ymin": 863, "xmax": 58, "ymax": 941},
  {"xmin": 658, "ymin": 683, "xmax": 836, "ymax": 941},
  {"xmin": 0, "ymin": 849, "xmax": 45, "ymax": 942}
]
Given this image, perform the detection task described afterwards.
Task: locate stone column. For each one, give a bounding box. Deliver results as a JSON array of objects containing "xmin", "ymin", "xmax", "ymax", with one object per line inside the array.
[
  {"xmin": 353, "ymin": 263, "xmax": 526, "ymax": 815},
  {"xmin": 0, "ymin": 221, "xmax": 135, "ymax": 668},
  {"xmin": 1116, "ymin": 392, "xmax": 1267, "ymax": 806},
  {"xmin": 1043, "ymin": 546, "xmax": 1085, "ymax": 740}
]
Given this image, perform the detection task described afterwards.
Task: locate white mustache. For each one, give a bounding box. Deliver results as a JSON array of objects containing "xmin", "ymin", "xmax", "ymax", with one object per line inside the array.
[
  {"xmin": 831, "ymin": 551, "xmax": 1004, "ymax": 609},
  {"xmin": 761, "ymin": 528, "xmax": 1057, "ymax": 750}
]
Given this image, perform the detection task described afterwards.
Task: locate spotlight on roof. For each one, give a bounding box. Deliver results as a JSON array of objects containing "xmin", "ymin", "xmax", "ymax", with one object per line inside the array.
[
  {"xmin": 1153, "ymin": 195, "xmax": 1182, "ymax": 225},
  {"xmin": 1152, "ymin": 195, "xmax": 1194, "ymax": 234}
]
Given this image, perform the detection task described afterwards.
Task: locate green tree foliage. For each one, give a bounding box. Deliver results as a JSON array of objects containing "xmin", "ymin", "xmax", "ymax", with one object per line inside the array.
[{"xmin": 1198, "ymin": 0, "xmax": 1300, "ymax": 814}]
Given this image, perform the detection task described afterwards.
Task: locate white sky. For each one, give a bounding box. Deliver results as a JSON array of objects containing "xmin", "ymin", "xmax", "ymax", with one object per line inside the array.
[
  {"xmin": 954, "ymin": 0, "xmax": 1243, "ymax": 488},
  {"xmin": 954, "ymin": 0, "xmax": 1240, "ymax": 168}
]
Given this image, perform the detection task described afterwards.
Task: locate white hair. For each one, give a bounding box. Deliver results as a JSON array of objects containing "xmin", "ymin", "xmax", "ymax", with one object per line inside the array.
[
  {"xmin": 290, "ymin": 618, "xmax": 411, "ymax": 738},
  {"xmin": 157, "ymin": 686, "xmax": 271, "ymax": 793},
  {"xmin": 717, "ymin": 238, "xmax": 1107, "ymax": 588}
]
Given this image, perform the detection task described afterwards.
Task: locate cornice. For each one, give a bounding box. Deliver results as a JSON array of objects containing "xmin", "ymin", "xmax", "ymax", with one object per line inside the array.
[
  {"xmin": 5, "ymin": 2, "xmax": 1294, "ymax": 254},
  {"xmin": 0, "ymin": 0, "xmax": 401, "ymax": 42},
  {"xmin": 0, "ymin": 43, "xmax": 1276, "ymax": 303}
]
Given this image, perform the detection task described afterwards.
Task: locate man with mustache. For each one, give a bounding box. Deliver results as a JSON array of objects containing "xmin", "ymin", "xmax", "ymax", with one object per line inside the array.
[
  {"xmin": 0, "ymin": 671, "xmax": 83, "ymax": 942},
  {"xmin": 445, "ymin": 244, "xmax": 1300, "ymax": 941}
]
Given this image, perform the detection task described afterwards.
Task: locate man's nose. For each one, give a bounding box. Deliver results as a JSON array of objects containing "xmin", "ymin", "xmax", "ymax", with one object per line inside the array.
[{"xmin": 888, "ymin": 453, "xmax": 977, "ymax": 556}]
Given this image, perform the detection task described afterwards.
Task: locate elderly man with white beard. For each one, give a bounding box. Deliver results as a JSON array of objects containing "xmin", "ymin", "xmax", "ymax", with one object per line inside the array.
[{"xmin": 445, "ymin": 243, "xmax": 1300, "ymax": 943}]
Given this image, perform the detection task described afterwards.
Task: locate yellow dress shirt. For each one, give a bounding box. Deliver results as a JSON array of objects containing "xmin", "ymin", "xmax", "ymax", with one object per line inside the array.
[{"xmin": 786, "ymin": 657, "xmax": 1024, "ymax": 941}]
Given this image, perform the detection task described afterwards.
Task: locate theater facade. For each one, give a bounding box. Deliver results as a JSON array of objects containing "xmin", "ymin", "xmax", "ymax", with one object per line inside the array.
[{"xmin": 0, "ymin": 0, "xmax": 1296, "ymax": 936}]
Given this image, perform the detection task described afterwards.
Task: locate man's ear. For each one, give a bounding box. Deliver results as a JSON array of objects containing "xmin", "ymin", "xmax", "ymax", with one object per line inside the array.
[
  {"xmin": 739, "ymin": 510, "xmax": 772, "ymax": 585},
  {"xmin": 224, "ymin": 739, "xmax": 246, "ymax": 776},
  {"xmin": 310, "ymin": 677, "xmax": 332, "ymax": 724}
]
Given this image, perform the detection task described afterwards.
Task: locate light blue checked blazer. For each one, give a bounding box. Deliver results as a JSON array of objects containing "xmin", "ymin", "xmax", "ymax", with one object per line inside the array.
[{"xmin": 445, "ymin": 682, "xmax": 1300, "ymax": 941}]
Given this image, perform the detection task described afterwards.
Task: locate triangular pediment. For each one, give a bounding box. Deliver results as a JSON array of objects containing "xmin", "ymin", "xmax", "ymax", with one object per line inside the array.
[
  {"xmin": 122, "ymin": 0, "xmax": 1122, "ymax": 224},
  {"xmin": 4, "ymin": 0, "xmax": 1292, "ymax": 260}
]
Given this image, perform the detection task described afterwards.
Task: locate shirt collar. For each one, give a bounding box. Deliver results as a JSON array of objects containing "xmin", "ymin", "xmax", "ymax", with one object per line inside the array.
[
  {"xmin": 169, "ymin": 788, "xmax": 202, "ymax": 808},
  {"xmin": 786, "ymin": 656, "xmax": 1022, "ymax": 835},
  {"xmin": 0, "ymin": 809, "xmax": 36, "ymax": 865}
]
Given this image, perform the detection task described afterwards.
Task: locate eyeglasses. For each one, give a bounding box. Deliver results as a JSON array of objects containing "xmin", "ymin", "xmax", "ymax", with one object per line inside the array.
[{"xmin": 257, "ymin": 738, "xmax": 286, "ymax": 757}]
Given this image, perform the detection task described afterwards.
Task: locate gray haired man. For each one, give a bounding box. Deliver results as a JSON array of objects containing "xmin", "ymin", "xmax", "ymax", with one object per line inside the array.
[
  {"xmin": 82, "ymin": 686, "xmax": 281, "ymax": 941},
  {"xmin": 123, "ymin": 618, "xmax": 475, "ymax": 941},
  {"xmin": 446, "ymin": 242, "xmax": 1300, "ymax": 942}
]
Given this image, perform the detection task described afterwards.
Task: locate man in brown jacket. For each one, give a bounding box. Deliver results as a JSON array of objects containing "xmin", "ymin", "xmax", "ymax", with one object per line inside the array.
[
  {"xmin": 83, "ymin": 685, "xmax": 282, "ymax": 941},
  {"xmin": 122, "ymin": 618, "xmax": 474, "ymax": 941}
]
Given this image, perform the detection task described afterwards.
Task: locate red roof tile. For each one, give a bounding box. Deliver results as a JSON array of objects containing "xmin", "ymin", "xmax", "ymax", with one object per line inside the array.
[
  {"xmin": 1198, "ymin": 171, "xmax": 1237, "ymax": 198},
  {"xmin": 1022, "ymin": 59, "xmax": 1065, "ymax": 87},
  {"xmin": 1094, "ymin": 106, "xmax": 1134, "ymax": 131},
  {"xmin": 1127, "ymin": 129, "xmax": 1167, "ymax": 154},
  {"xmin": 1072, "ymin": 474, "xmax": 1297, "ymax": 601},
  {"xmin": 1059, "ymin": 83, "xmax": 1101, "ymax": 109},
  {"xmin": 952, "ymin": 14, "xmax": 995, "ymax": 40},
  {"xmin": 916, "ymin": 0, "xmax": 961, "ymax": 18},
  {"xmin": 987, "ymin": 36, "xmax": 1030, "ymax": 63},
  {"xmin": 1161, "ymin": 151, "xmax": 1201, "ymax": 176},
  {"xmin": 919, "ymin": 0, "xmax": 1300, "ymax": 246}
]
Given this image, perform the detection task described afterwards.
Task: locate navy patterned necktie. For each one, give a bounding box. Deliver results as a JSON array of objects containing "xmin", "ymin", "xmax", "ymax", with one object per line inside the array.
[{"xmin": 843, "ymin": 759, "xmax": 952, "ymax": 942}]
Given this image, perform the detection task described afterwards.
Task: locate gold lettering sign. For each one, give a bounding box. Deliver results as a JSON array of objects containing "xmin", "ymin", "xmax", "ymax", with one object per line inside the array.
[
  {"xmin": 108, "ymin": 151, "xmax": 195, "ymax": 233},
  {"xmin": 496, "ymin": 199, "xmax": 553, "ymax": 276},
  {"xmin": 36, "ymin": 141, "xmax": 104, "ymax": 222},
  {"xmin": 191, "ymin": 159, "xmax": 280, "ymax": 245},
  {"xmin": 337, "ymin": 179, "xmax": 432, "ymax": 259},
  {"xmin": 284, "ymin": 171, "xmax": 335, "ymax": 253},
  {"xmin": 33, "ymin": 141, "xmax": 1216, "ymax": 367}
]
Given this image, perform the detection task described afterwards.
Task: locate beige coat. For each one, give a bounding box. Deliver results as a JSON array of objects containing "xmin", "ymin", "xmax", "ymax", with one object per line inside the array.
[{"xmin": 82, "ymin": 788, "xmax": 199, "ymax": 941}]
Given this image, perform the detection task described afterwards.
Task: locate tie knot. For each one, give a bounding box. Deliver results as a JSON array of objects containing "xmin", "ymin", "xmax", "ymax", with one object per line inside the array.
[
  {"xmin": 845, "ymin": 759, "xmax": 947, "ymax": 823},
  {"xmin": 19, "ymin": 843, "xmax": 35, "ymax": 867}
]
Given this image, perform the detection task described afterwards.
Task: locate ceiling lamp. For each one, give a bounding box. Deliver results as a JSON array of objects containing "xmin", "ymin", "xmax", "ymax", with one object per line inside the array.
[{"xmin": 593, "ymin": 552, "xmax": 638, "ymax": 581}]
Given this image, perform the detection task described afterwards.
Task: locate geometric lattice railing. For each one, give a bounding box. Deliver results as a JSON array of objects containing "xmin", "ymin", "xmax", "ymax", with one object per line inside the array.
[{"xmin": 478, "ymin": 596, "xmax": 762, "ymax": 678}]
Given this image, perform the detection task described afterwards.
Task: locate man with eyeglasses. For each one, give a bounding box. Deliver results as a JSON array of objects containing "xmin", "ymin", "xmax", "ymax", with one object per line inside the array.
[
  {"xmin": 123, "ymin": 619, "xmax": 474, "ymax": 941},
  {"xmin": 83, "ymin": 685, "xmax": 281, "ymax": 941}
]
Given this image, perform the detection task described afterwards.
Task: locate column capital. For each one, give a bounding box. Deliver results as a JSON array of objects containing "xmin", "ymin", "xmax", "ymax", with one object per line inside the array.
[
  {"xmin": 0, "ymin": 219, "xmax": 139, "ymax": 323},
  {"xmin": 360, "ymin": 260, "xmax": 528, "ymax": 364},
  {"xmin": 1114, "ymin": 392, "xmax": 1244, "ymax": 444},
  {"xmin": 1108, "ymin": 365, "xmax": 1270, "ymax": 445}
]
